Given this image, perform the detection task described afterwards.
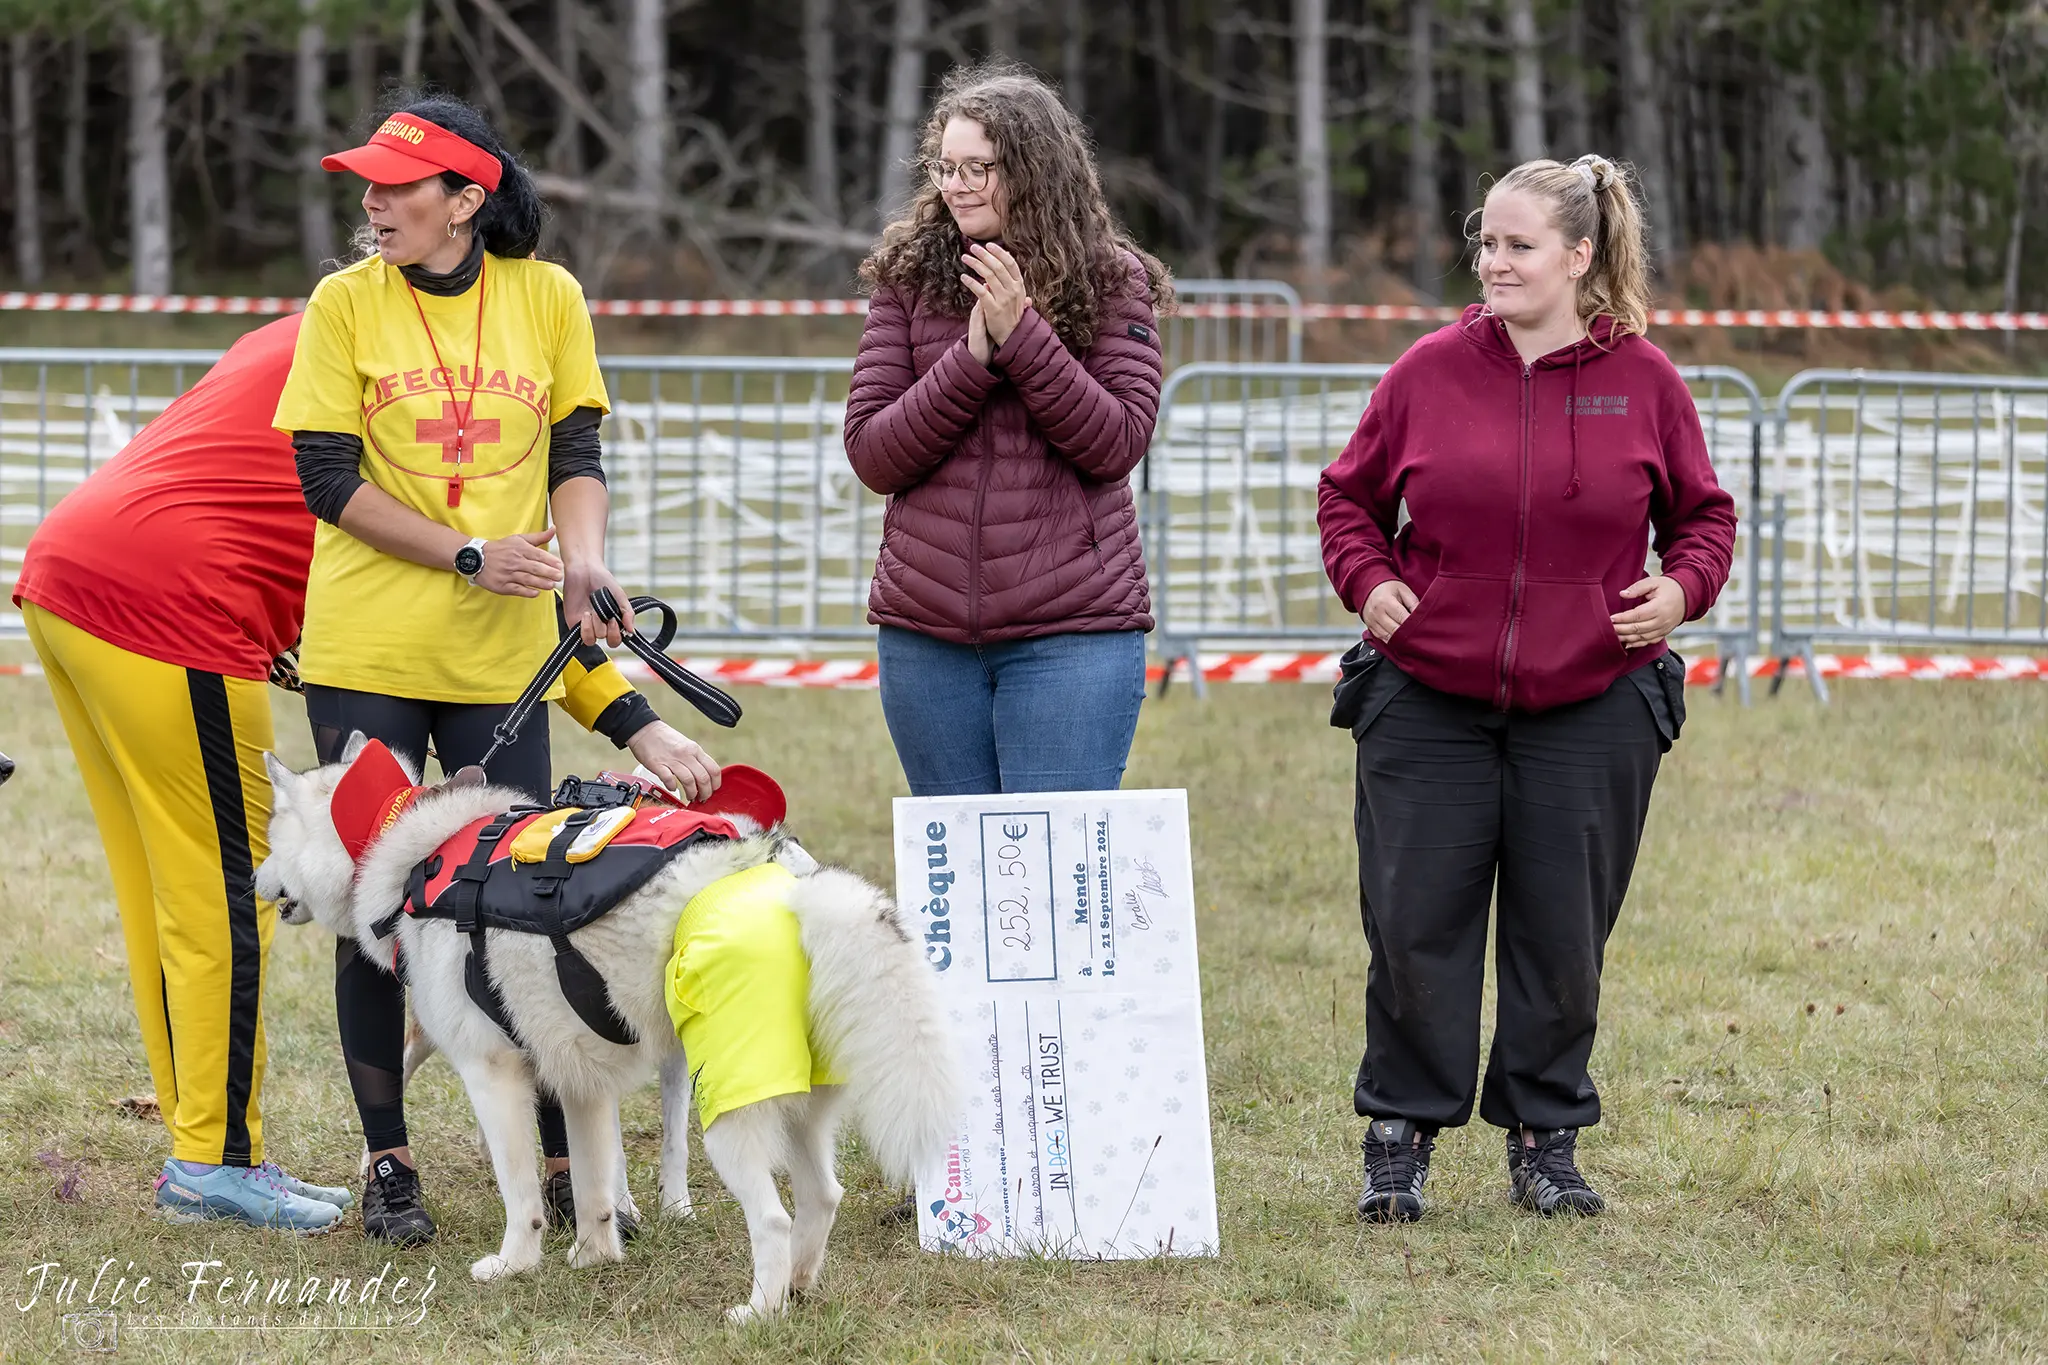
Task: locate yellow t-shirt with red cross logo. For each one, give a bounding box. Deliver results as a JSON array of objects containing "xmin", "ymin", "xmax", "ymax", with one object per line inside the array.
[{"xmin": 273, "ymin": 253, "xmax": 609, "ymax": 703}]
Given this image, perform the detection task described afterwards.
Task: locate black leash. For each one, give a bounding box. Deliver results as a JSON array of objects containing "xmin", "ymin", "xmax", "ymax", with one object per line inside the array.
[{"xmin": 476, "ymin": 590, "xmax": 741, "ymax": 771}]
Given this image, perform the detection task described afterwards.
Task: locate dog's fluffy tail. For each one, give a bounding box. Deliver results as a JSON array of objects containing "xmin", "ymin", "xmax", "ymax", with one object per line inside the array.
[{"xmin": 791, "ymin": 868, "xmax": 963, "ymax": 1187}]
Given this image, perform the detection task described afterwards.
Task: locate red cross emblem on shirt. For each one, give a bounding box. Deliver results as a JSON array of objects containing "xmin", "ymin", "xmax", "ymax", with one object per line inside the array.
[{"xmin": 415, "ymin": 401, "xmax": 501, "ymax": 507}]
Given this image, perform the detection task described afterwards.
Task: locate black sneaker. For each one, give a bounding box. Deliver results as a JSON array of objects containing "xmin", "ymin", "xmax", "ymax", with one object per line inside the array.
[
  {"xmin": 1507, "ymin": 1127, "xmax": 1605, "ymax": 1216},
  {"xmin": 1357, "ymin": 1117, "xmax": 1435, "ymax": 1222},
  {"xmin": 362, "ymin": 1155, "xmax": 436, "ymax": 1246},
  {"xmin": 542, "ymin": 1169, "xmax": 640, "ymax": 1242}
]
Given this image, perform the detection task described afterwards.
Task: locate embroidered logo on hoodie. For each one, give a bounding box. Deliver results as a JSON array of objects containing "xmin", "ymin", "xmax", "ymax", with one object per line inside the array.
[{"xmin": 1568, "ymin": 395, "xmax": 1630, "ymax": 416}]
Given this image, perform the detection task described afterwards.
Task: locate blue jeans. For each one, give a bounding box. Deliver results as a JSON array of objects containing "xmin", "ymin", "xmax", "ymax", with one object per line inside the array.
[{"xmin": 876, "ymin": 626, "xmax": 1148, "ymax": 796}]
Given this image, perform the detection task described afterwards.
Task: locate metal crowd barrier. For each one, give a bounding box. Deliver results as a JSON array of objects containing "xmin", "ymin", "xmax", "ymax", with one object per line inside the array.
[
  {"xmin": 1165, "ymin": 280, "xmax": 1304, "ymax": 369},
  {"xmin": 0, "ymin": 348, "xmax": 875, "ymax": 649},
  {"xmin": 1142, "ymin": 362, "xmax": 1770, "ymax": 701},
  {"xmin": 9, "ymin": 345, "xmax": 2048, "ymax": 709},
  {"xmin": 1766, "ymin": 369, "xmax": 2048, "ymax": 701}
]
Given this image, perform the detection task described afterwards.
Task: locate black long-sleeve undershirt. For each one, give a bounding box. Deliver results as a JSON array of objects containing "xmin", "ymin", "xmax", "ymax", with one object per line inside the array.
[{"xmin": 291, "ymin": 406, "xmax": 604, "ymax": 526}]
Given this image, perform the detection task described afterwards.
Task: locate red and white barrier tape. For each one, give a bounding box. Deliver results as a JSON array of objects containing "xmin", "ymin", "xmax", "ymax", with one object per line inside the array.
[
  {"xmin": 1150, "ymin": 652, "xmax": 2048, "ymax": 685},
  {"xmin": 3, "ymin": 653, "xmax": 2046, "ymax": 689},
  {"xmin": 6, "ymin": 291, "xmax": 2044, "ymax": 331}
]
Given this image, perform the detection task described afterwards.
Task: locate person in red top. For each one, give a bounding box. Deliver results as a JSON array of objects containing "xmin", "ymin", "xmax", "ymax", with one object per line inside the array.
[
  {"xmin": 14, "ymin": 315, "xmax": 718, "ymax": 1234},
  {"xmin": 1318, "ymin": 155, "xmax": 1735, "ymax": 1224}
]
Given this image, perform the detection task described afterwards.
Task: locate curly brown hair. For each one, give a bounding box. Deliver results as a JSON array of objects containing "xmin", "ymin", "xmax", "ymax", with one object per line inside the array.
[{"xmin": 860, "ymin": 62, "xmax": 1174, "ymax": 354}]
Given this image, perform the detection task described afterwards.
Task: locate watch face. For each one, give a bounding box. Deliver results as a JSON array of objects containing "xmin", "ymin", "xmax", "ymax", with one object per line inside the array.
[{"xmin": 454, "ymin": 546, "xmax": 484, "ymax": 577}]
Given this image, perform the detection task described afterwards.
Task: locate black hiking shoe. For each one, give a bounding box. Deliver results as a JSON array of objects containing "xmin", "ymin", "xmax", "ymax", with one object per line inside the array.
[
  {"xmin": 362, "ymin": 1155, "xmax": 436, "ymax": 1246},
  {"xmin": 543, "ymin": 1169, "xmax": 640, "ymax": 1242},
  {"xmin": 1507, "ymin": 1127, "xmax": 1605, "ymax": 1216},
  {"xmin": 1357, "ymin": 1118, "xmax": 1435, "ymax": 1222}
]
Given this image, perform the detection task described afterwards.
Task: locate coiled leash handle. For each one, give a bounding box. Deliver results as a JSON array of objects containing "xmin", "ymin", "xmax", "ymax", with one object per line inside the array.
[
  {"xmin": 593, "ymin": 588, "xmax": 744, "ymax": 730},
  {"xmin": 475, "ymin": 590, "xmax": 744, "ymax": 771}
]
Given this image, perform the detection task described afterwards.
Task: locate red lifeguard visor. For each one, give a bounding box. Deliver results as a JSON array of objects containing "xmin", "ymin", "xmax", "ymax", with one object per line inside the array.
[{"xmin": 321, "ymin": 113, "xmax": 503, "ymax": 192}]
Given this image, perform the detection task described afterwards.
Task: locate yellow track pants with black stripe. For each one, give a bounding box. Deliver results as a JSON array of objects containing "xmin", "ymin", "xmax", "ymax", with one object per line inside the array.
[{"xmin": 25, "ymin": 602, "xmax": 275, "ymax": 1167}]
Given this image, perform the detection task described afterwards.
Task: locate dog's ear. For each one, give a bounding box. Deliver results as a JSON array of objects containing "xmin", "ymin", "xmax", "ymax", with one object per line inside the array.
[
  {"xmin": 339, "ymin": 730, "xmax": 371, "ymax": 764},
  {"xmin": 447, "ymin": 765, "xmax": 486, "ymax": 789},
  {"xmin": 263, "ymin": 751, "xmax": 296, "ymax": 802}
]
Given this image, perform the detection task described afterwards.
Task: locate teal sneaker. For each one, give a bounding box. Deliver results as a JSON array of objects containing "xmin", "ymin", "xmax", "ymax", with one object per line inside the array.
[
  {"xmin": 154, "ymin": 1160, "xmax": 343, "ymax": 1234},
  {"xmin": 257, "ymin": 1161, "xmax": 353, "ymax": 1209}
]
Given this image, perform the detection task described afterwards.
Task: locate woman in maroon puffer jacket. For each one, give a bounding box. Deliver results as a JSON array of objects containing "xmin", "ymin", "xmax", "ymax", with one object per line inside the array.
[{"xmin": 846, "ymin": 64, "xmax": 1174, "ymax": 797}]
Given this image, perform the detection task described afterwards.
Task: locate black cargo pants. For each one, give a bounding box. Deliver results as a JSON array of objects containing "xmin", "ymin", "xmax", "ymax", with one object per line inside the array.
[{"xmin": 1333, "ymin": 642, "xmax": 1684, "ymax": 1132}]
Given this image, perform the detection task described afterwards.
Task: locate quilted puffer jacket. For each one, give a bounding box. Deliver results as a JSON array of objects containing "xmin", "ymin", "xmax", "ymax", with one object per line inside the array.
[{"xmin": 844, "ymin": 254, "xmax": 1163, "ymax": 642}]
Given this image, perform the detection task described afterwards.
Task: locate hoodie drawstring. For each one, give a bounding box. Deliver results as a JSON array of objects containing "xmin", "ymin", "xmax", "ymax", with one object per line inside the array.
[{"xmin": 1564, "ymin": 346, "xmax": 1583, "ymax": 500}]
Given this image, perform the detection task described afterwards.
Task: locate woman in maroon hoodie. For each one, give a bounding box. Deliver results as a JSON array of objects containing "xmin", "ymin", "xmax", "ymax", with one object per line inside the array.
[
  {"xmin": 845, "ymin": 64, "xmax": 1172, "ymax": 797},
  {"xmin": 1318, "ymin": 155, "xmax": 1735, "ymax": 1223}
]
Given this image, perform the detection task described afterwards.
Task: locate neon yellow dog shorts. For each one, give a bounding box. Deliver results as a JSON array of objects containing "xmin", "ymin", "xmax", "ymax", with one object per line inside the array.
[{"xmin": 663, "ymin": 862, "xmax": 841, "ymax": 1129}]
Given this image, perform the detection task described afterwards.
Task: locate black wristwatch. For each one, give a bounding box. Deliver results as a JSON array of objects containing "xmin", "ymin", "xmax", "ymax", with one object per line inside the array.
[{"xmin": 453, "ymin": 537, "xmax": 486, "ymax": 584}]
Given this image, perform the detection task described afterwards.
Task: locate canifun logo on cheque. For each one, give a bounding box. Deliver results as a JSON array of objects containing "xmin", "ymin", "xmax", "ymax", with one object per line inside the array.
[
  {"xmin": 17, "ymin": 1257, "xmax": 439, "ymax": 1342},
  {"xmin": 927, "ymin": 1141, "xmax": 992, "ymax": 1248}
]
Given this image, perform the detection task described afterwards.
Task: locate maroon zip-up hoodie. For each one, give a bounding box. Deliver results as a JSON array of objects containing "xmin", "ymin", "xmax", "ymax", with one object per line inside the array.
[{"xmin": 1318, "ymin": 305, "xmax": 1737, "ymax": 713}]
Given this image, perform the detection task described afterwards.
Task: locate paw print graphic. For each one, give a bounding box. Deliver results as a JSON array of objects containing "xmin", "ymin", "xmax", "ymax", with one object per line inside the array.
[
  {"xmin": 1142, "ymin": 1175, "xmax": 1159, "ymax": 1190},
  {"xmin": 1102, "ymin": 1144, "xmax": 1118, "ymax": 1159},
  {"xmin": 1135, "ymin": 1201, "xmax": 1151, "ymax": 1215},
  {"xmin": 1082, "ymin": 1028, "xmax": 1097, "ymax": 1042},
  {"xmin": 1125, "ymin": 1065, "xmax": 1142, "ymax": 1080},
  {"xmin": 1084, "ymin": 1195, "xmax": 1100, "ymax": 1209},
  {"xmin": 1163, "ymin": 1097, "xmax": 1183, "ymax": 1115},
  {"xmin": 1165, "ymin": 929, "xmax": 1181, "ymax": 943},
  {"xmin": 970, "ymin": 1095, "xmax": 986, "ymax": 1110},
  {"xmin": 1088, "ymin": 1100, "xmax": 1103, "ymax": 1115},
  {"xmin": 1146, "ymin": 814, "xmax": 1167, "ymax": 832},
  {"xmin": 1093, "ymin": 1163, "xmax": 1108, "ymax": 1177},
  {"xmin": 1120, "ymin": 998, "xmax": 1138, "ymax": 1013},
  {"xmin": 1114, "ymin": 855, "xmax": 1130, "ymax": 872},
  {"xmin": 1093, "ymin": 1007, "xmax": 1111, "ymax": 1022},
  {"xmin": 1129, "ymin": 1038, "xmax": 1148, "ymax": 1054},
  {"xmin": 1074, "ymin": 1059, "xmax": 1090, "ymax": 1074},
  {"xmin": 1155, "ymin": 957, "xmax": 1173, "ymax": 974},
  {"xmin": 1115, "ymin": 1091, "xmax": 1129, "ymax": 1104},
  {"xmin": 1174, "ymin": 1070, "xmax": 1189, "ymax": 1084}
]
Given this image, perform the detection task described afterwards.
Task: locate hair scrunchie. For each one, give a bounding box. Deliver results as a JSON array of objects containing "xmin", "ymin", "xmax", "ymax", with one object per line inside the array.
[{"xmin": 1570, "ymin": 154, "xmax": 1616, "ymax": 193}]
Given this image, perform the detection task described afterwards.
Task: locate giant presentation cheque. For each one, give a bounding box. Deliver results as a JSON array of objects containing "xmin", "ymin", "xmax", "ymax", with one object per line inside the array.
[{"xmin": 898, "ymin": 789, "xmax": 1220, "ymax": 1259}]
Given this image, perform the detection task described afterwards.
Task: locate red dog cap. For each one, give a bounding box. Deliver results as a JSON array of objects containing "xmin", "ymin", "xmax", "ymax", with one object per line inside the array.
[
  {"xmin": 686, "ymin": 764, "xmax": 787, "ymax": 831},
  {"xmin": 321, "ymin": 114, "xmax": 503, "ymax": 192},
  {"xmin": 330, "ymin": 740, "xmax": 423, "ymax": 863}
]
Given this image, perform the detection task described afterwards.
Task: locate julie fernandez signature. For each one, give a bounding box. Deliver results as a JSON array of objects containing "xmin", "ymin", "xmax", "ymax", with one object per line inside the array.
[
  {"xmin": 1120, "ymin": 859, "xmax": 1170, "ymax": 931},
  {"xmin": 18, "ymin": 1257, "xmax": 437, "ymax": 1333}
]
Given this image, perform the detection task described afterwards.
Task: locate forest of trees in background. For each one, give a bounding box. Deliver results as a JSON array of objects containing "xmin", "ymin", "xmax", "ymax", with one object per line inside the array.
[{"xmin": 2, "ymin": 0, "xmax": 2045, "ymax": 312}]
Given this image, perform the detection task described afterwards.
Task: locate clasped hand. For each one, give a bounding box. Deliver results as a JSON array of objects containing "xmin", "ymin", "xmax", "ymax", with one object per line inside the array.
[{"xmin": 962, "ymin": 241, "xmax": 1032, "ymax": 367}]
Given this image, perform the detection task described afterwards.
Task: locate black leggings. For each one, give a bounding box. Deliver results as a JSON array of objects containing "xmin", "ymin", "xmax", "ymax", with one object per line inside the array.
[{"xmin": 308, "ymin": 685, "xmax": 569, "ymax": 1161}]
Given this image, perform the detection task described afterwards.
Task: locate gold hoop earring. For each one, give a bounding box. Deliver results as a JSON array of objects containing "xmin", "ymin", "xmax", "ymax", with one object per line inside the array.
[{"xmin": 447, "ymin": 220, "xmax": 459, "ymax": 239}]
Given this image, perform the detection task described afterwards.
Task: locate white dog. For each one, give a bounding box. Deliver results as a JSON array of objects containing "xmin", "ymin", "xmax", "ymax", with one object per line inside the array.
[{"xmin": 256, "ymin": 736, "xmax": 962, "ymax": 1320}]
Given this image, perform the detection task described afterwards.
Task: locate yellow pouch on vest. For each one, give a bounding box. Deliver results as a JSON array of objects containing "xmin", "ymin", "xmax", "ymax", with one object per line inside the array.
[
  {"xmin": 509, "ymin": 806, "xmax": 635, "ymax": 865},
  {"xmin": 664, "ymin": 862, "xmax": 841, "ymax": 1129}
]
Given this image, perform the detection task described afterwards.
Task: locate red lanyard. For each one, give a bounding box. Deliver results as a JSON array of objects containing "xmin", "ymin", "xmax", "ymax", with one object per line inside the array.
[{"xmin": 405, "ymin": 255, "xmax": 489, "ymax": 508}]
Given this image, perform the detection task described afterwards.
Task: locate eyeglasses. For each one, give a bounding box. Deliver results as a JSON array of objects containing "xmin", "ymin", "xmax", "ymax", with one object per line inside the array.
[{"xmin": 926, "ymin": 158, "xmax": 998, "ymax": 192}]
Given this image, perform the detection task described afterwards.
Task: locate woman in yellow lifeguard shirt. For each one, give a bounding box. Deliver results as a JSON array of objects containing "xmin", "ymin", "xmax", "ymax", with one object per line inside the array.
[{"xmin": 273, "ymin": 94, "xmax": 714, "ymax": 1247}]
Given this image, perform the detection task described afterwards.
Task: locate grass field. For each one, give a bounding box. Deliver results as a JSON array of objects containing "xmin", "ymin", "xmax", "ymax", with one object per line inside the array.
[{"xmin": 4, "ymin": 675, "xmax": 2048, "ymax": 1362}]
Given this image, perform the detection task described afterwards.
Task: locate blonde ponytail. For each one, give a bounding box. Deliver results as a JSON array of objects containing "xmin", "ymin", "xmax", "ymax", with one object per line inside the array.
[{"xmin": 1481, "ymin": 154, "xmax": 1655, "ymax": 338}]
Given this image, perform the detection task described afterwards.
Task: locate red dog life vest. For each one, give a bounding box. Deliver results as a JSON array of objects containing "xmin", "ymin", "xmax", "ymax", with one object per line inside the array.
[{"xmin": 391, "ymin": 797, "xmax": 741, "ymax": 1045}]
